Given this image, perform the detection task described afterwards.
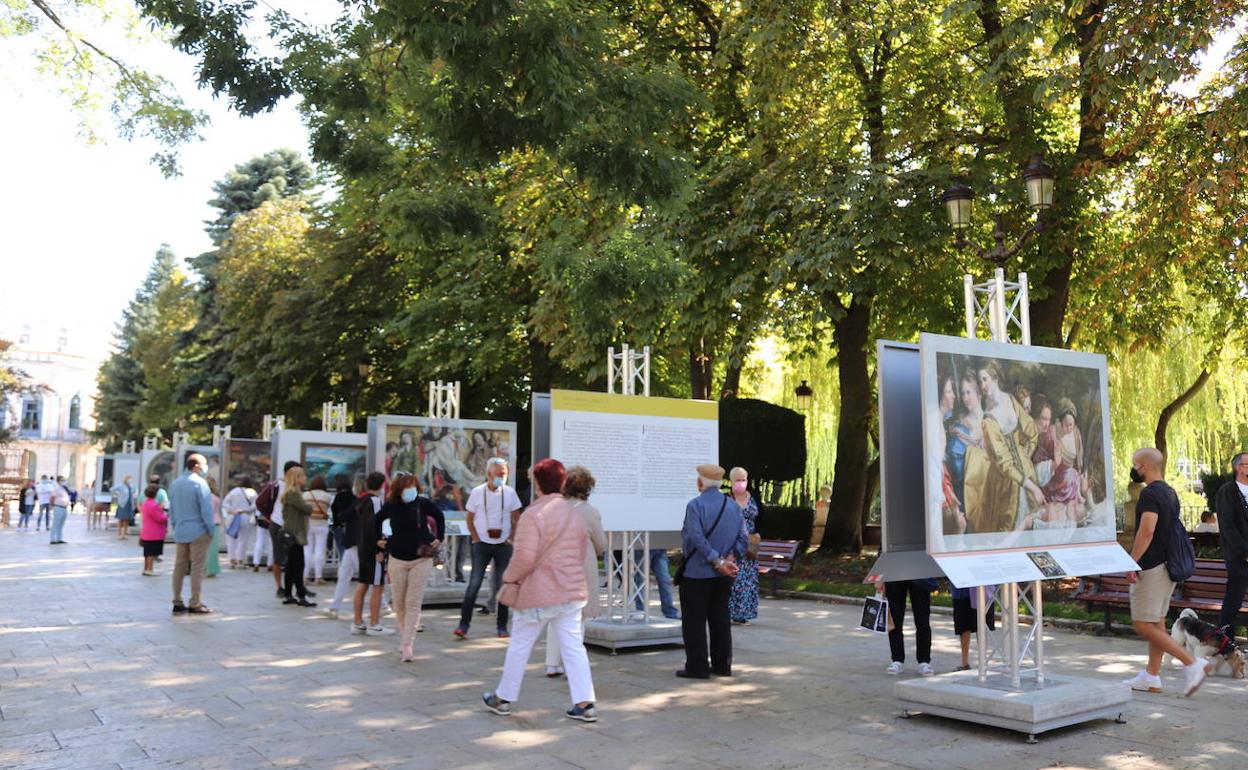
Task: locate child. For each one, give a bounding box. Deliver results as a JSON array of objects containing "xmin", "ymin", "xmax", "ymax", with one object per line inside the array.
[{"xmin": 139, "ymin": 484, "xmax": 168, "ymax": 576}]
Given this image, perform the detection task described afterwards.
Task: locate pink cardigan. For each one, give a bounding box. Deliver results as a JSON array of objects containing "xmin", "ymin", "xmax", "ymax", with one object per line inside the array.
[
  {"xmin": 502, "ymin": 494, "xmax": 589, "ymax": 610},
  {"xmin": 139, "ymin": 498, "xmax": 168, "ymax": 541}
]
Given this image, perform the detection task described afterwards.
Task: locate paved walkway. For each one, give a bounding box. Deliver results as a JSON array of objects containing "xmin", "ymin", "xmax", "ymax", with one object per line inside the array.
[{"xmin": 1, "ymin": 515, "xmax": 1245, "ymax": 770}]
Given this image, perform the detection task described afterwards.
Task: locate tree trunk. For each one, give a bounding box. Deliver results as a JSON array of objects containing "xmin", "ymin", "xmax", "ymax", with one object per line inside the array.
[
  {"xmin": 1155, "ymin": 368, "xmax": 1211, "ymax": 467},
  {"xmin": 689, "ymin": 342, "xmax": 713, "ymax": 401},
  {"xmin": 819, "ymin": 293, "xmax": 873, "ymax": 552}
]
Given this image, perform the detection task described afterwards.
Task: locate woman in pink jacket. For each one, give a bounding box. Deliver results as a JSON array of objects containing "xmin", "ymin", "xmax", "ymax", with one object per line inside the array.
[
  {"xmin": 483, "ymin": 458, "xmax": 598, "ymax": 723},
  {"xmin": 139, "ymin": 484, "xmax": 169, "ymax": 576}
]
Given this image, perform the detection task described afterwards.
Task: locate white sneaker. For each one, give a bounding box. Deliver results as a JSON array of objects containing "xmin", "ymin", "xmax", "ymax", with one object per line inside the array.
[
  {"xmin": 918, "ymin": 663, "xmax": 934, "ymax": 677},
  {"xmin": 350, "ymin": 623, "xmax": 367, "ymax": 635},
  {"xmin": 1183, "ymin": 658, "xmax": 1210, "ymax": 697},
  {"xmin": 1123, "ymin": 670, "xmax": 1162, "ymax": 693},
  {"xmin": 887, "ymin": 661, "xmax": 903, "ymax": 675},
  {"xmin": 322, "ymin": 607, "xmax": 339, "ymax": 619},
  {"xmin": 366, "ymin": 624, "xmax": 395, "ymax": 636}
]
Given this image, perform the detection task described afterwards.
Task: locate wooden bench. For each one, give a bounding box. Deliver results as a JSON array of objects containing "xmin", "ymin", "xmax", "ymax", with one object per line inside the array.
[
  {"xmin": 756, "ymin": 539, "xmax": 800, "ymax": 597},
  {"xmin": 1073, "ymin": 559, "xmax": 1248, "ymax": 632}
]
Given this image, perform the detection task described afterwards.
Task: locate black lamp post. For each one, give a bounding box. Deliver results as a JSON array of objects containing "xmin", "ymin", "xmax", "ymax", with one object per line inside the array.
[{"xmin": 942, "ymin": 154, "xmax": 1056, "ymax": 266}]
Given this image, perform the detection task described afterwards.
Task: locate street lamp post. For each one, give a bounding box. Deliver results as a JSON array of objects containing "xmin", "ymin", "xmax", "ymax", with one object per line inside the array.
[{"xmin": 942, "ymin": 154, "xmax": 1056, "ymax": 266}]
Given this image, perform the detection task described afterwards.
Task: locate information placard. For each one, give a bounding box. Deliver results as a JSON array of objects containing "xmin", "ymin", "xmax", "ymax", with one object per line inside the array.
[
  {"xmin": 549, "ymin": 390, "xmax": 718, "ymax": 531},
  {"xmin": 933, "ymin": 543, "xmax": 1139, "ymax": 589}
]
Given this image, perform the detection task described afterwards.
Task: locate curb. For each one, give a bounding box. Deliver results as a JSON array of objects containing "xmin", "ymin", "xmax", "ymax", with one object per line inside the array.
[{"xmin": 775, "ymin": 589, "xmax": 1137, "ymax": 636}]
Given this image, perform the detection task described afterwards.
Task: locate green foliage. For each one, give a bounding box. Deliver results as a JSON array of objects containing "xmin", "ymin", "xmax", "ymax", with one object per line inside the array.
[
  {"xmin": 94, "ymin": 245, "xmax": 187, "ymax": 449},
  {"xmin": 0, "ymin": 342, "xmax": 31, "ymax": 445},
  {"xmin": 1200, "ymin": 471, "xmax": 1232, "ymax": 513},
  {"xmin": 718, "ymin": 398, "xmax": 807, "ymax": 483},
  {"xmin": 4, "ymin": 0, "xmax": 207, "ymax": 175}
]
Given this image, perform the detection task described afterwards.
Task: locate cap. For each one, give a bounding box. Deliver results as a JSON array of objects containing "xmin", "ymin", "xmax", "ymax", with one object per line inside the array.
[{"xmin": 696, "ymin": 464, "xmax": 725, "ymax": 480}]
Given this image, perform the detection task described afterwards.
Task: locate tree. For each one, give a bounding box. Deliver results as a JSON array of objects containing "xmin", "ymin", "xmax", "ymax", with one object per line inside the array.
[
  {"xmin": 4, "ymin": 0, "xmax": 207, "ymax": 175},
  {"xmin": 94, "ymin": 245, "xmax": 180, "ymax": 448},
  {"xmin": 173, "ymin": 149, "xmax": 316, "ymax": 433},
  {"xmin": 0, "ymin": 341, "xmax": 33, "ymax": 445}
]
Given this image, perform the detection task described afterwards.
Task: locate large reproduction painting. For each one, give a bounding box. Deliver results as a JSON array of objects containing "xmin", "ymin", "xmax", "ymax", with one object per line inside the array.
[
  {"xmin": 225, "ymin": 439, "xmax": 272, "ymax": 487},
  {"xmin": 370, "ymin": 416, "xmax": 516, "ymax": 510},
  {"xmin": 920, "ymin": 333, "xmax": 1116, "ymax": 554},
  {"xmin": 300, "ymin": 443, "xmax": 368, "ymax": 484}
]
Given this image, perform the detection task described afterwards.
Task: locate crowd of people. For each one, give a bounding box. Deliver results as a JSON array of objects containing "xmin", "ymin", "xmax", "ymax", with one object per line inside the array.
[{"xmin": 57, "ymin": 452, "xmax": 762, "ymax": 722}]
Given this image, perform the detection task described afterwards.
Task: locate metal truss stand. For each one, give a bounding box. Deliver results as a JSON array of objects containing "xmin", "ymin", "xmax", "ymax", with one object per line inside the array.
[
  {"xmin": 262, "ymin": 415, "xmax": 285, "ymax": 441},
  {"xmin": 428, "ymin": 381, "xmax": 461, "ymax": 420},
  {"xmin": 584, "ymin": 344, "xmax": 680, "ymax": 652},
  {"xmin": 321, "ymin": 403, "xmax": 348, "ymax": 433},
  {"xmin": 212, "ymin": 425, "xmax": 232, "ymax": 448},
  {"xmin": 895, "ymin": 271, "xmax": 1129, "ymax": 742}
]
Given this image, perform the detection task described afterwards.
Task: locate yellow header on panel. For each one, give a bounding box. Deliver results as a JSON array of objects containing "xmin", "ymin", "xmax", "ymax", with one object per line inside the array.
[{"xmin": 551, "ymin": 390, "xmax": 718, "ymax": 420}]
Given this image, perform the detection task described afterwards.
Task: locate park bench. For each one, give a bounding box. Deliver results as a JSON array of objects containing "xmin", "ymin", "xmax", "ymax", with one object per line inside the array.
[
  {"xmin": 1073, "ymin": 559, "xmax": 1248, "ymax": 632},
  {"xmin": 1190, "ymin": 531, "xmax": 1221, "ymax": 551},
  {"xmin": 756, "ymin": 539, "xmax": 801, "ymax": 597}
]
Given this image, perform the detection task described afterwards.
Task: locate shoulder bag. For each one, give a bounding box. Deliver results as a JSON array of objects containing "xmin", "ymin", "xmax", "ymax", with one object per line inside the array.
[
  {"xmin": 673, "ymin": 496, "xmax": 729, "ymax": 586},
  {"xmin": 497, "ymin": 505, "xmax": 576, "ymax": 608}
]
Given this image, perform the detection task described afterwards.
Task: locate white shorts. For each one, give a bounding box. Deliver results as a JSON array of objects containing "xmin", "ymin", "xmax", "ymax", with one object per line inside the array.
[{"xmin": 1129, "ymin": 564, "xmax": 1175, "ymax": 622}]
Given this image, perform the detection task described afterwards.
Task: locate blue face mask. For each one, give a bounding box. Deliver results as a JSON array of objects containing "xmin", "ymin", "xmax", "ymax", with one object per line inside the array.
[
  {"xmin": 491, "ymin": 476, "xmax": 506, "ymax": 489},
  {"xmin": 401, "ymin": 488, "xmax": 418, "ymax": 503}
]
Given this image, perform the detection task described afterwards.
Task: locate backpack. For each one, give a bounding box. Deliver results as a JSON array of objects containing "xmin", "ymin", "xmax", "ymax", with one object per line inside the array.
[
  {"xmin": 1160, "ymin": 484, "xmax": 1196, "ymax": 582},
  {"xmin": 1165, "ymin": 512, "xmax": 1196, "ymax": 582},
  {"xmin": 254, "ymin": 481, "xmax": 279, "ymax": 526}
]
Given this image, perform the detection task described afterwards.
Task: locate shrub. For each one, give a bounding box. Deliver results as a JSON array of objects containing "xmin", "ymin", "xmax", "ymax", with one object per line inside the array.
[
  {"xmin": 758, "ymin": 505, "xmax": 815, "ymax": 547},
  {"xmin": 719, "ymin": 397, "xmax": 806, "ymax": 484},
  {"xmin": 1200, "ymin": 470, "xmax": 1232, "ymax": 512}
]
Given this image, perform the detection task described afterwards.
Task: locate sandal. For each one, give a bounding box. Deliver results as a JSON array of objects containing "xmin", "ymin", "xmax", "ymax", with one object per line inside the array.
[{"xmin": 187, "ymin": 605, "xmax": 213, "ymax": 615}]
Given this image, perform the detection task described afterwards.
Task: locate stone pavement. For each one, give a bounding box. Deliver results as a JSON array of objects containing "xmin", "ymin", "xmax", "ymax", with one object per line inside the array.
[{"xmin": 2, "ymin": 515, "xmax": 1246, "ymax": 770}]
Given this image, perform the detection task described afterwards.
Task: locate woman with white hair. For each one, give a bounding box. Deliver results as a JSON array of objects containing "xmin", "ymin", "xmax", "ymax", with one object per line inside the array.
[{"xmin": 727, "ymin": 466, "xmax": 761, "ymax": 625}]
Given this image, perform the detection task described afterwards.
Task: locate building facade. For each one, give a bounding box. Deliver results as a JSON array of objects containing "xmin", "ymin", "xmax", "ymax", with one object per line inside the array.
[{"xmin": 0, "ymin": 323, "xmax": 100, "ymax": 491}]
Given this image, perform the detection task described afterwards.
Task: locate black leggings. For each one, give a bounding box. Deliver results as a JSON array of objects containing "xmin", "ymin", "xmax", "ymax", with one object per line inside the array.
[
  {"xmin": 885, "ymin": 580, "xmax": 931, "ymax": 664},
  {"xmin": 284, "ymin": 542, "xmax": 307, "ymax": 599}
]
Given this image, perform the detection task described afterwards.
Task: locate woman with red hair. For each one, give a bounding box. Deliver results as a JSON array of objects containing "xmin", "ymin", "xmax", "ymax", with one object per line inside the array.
[{"xmin": 483, "ymin": 459, "xmax": 599, "ymax": 722}]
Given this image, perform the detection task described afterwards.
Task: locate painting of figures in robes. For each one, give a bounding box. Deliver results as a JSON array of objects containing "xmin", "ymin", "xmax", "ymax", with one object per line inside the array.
[{"xmin": 920, "ymin": 333, "xmax": 1116, "ymax": 554}]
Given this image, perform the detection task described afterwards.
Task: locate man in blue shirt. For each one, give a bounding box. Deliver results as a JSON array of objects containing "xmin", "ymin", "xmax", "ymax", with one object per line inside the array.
[
  {"xmin": 677, "ymin": 464, "xmax": 747, "ymax": 679},
  {"xmin": 169, "ymin": 453, "xmax": 216, "ymax": 616}
]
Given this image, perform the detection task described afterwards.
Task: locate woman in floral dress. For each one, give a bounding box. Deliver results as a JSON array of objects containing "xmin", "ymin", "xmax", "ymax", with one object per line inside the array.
[{"xmin": 727, "ymin": 466, "xmax": 760, "ymax": 624}]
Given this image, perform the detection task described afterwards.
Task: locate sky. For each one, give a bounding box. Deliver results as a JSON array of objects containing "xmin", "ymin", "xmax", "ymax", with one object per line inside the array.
[
  {"xmin": 0, "ymin": 4, "xmax": 336, "ymax": 363},
  {"xmin": 0, "ymin": 8, "xmax": 1240, "ymax": 369}
]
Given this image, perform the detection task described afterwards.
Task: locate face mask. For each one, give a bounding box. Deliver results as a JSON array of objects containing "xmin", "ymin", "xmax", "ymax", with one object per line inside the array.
[
  {"xmin": 731, "ymin": 480, "xmax": 747, "ymax": 495},
  {"xmin": 401, "ymin": 488, "xmax": 418, "ymax": 503},
  {"xmin": 491, "ymin": 476, "xmax": 506, "ymax": 489},
  {"xmin": 1129, "ymin": 467, "xmax": 1144, "ymax": 484}
]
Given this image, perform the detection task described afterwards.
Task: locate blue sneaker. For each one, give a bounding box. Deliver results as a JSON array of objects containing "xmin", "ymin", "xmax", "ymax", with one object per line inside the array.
[
  {"xmin": 566, "ymin": 703, "xmax": 597, "ymax": 722},
  {"xmin": 482, "ymin": 692, "xmax": 512, "ymax": 716}
]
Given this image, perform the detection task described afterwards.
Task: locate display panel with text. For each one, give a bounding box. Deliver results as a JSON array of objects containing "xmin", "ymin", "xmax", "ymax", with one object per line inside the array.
[{"xmin": 549, "ymin": 390, "xmax": 718, "ymax": 531}]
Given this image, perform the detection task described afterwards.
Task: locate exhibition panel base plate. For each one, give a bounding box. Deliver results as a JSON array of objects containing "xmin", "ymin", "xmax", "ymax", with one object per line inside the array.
[
  {"xmin": 894, "ymin": 670, "xmax": 1129, "ymax": 743},
  {"xmin": 421, "ymin": 583, "xmax": 468, "ymax": 607},
  {"xmin": 583, "ymin": 618, "xmax": 683, "ymax": 652}
]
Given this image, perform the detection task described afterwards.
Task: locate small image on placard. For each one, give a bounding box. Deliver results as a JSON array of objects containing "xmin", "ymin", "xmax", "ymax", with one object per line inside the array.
[
  {"xmin": 1027, "ymin": 551, "xmax": 1066, "ymax": 578},
  {"xmin": 860, "ymin": 596, "xmax": 890, "ymax": 634}
]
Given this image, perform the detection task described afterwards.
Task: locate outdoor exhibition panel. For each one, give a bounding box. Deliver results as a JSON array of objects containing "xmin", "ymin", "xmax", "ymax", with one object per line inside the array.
[
  {"xmin": 223, "ymin": 438, "xmax": 272, "ymax": 486},
  {"xmin": 140, "ymin": 448, "xmax": 177, "ymax": 491},
  {"xmin": 365, "ymin": 414, "xmax": 516, "ymax": 503},
  {"xmin": 93, "ymin": 456, "xmax": 115, "ymax": 502},
  {"xmin": 175, "ymin": 445, "xmax": 223, "ymax": 490},
  {"xmin": 916, "ymin": 333, "xmax": 1135, "ymax": 586},
  {"xmin": 548, "ymin": 389, "xmax": 718, "ymax": 532},
  {"xmin": 270, "ymin": 429, "xmax": 367, "ymax": 483}
]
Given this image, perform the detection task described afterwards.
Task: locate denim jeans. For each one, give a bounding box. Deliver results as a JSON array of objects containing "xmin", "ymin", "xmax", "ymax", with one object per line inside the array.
[
  {"xmin": 50, "ymin": 505, "xmax": 68, "ymax": 542},
  {"xmin": 459, "ymin": 541, "xmax": 512, "ymax": 632},
  {"xmin": 631, "ymin": 549, "xmax": 679, "ymax": 618}
]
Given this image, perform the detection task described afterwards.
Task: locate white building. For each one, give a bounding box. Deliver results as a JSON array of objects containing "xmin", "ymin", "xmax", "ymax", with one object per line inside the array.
[{"xmin": 0, "ymin": 322, "xmax": 100, "ymax": 490}]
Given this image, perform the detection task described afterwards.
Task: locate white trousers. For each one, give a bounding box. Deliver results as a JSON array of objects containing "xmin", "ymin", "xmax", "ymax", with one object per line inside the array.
[
  {"xmin": 331, "ymin": 546, "xmax": 359, "ymax": 612},
  {"xmin": 304, "ymin": 523, "xmax": 330, "ymax": 580},
  {"xmin": 545, "ymin": 616, "xmax": 586, "ymax": 668},
  {"xmin": 497, "ymin": 604, "xmax": 596, "ymax": 706},
  {"xmin": 253, "ymin": 524, "xmax": 273, "ymax": 566},
  {"xmin": 227, "ymin": 518, "xmax": 256, "ymax": 563}
]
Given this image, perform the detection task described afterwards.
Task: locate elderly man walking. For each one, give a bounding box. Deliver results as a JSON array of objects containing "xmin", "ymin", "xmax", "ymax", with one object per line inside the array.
[
  {"xmin": 1122, "ymin": 448, "xmax": 1208, "ymax": 696},
  {"xmin": 676, "ymin": 464, "xmax": 747, "ymax": 679},
  {"xmin": 170, "ymin": 453, "xmax": 215, "ymax": 616},
  {"xmin": 1216, "ymin": 451, "xmax": 1248, "ymax": 636}
]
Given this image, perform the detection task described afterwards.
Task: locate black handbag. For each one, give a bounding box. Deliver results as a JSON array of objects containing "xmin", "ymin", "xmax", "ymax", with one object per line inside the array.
[{"xmin": 673, "ymin": 496, "xmax": 728, "ymax": 586}]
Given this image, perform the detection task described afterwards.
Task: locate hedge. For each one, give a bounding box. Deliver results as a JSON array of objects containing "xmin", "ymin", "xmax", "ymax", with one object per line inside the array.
[
  {"xmin": 758, "ymin": 505, "xmax": 815, "ymax": 547},
  {"xmin": 719, "ymin": 397, "xmax": 806, "ymax": 483}
]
